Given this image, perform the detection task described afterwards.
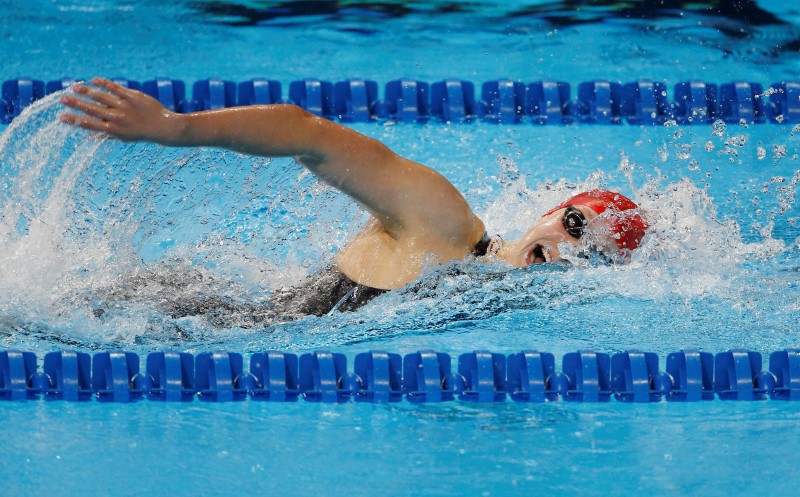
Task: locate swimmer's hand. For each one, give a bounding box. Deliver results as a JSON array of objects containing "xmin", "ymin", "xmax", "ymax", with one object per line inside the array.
[{"xmin": 60, "ymin": 77, "xmax": 182, "ymax": 144}]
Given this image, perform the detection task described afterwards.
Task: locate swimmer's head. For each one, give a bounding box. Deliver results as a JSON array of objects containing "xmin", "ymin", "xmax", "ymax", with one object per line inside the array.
[{"xmin": 502, "ymin": 190, "xmax": 649, "ymax": 266}]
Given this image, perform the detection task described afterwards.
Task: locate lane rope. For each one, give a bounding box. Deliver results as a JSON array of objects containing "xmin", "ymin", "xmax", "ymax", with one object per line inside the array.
[
  {"xmin": 1, "ymin": 348, "xmax": 797, "ymax": 403},
  {"xmin": 2, "ymin": 77, "xmax": 798, "ymax": 125}
]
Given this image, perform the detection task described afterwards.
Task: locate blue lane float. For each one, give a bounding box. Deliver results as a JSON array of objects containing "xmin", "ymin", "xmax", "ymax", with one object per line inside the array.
[
  {"xmin": 190, "ymin": 78, "xmax": 237, "ymax": 112},
  {"xmin": 3, "ymin": 348, "xmax": 800, "ymax": 403},
  {"xmin": 353, "ymin": 350, "xmax": 402, "ymax": 402},
  {"xmin": 237, "ymin": 78, "xmax": 282, "ymax": 106},
  {"xmin": 5, "ymin": 76, "xmax": 797, "ymax": 125},
  {"xmin": 334, "ymin": 79, "xmax": 378, "ymax": 123},
  {"xmin": 526, "ymin": 80, "xmax": 572, "ymax": 124},
  {"xmin": 665, "ymin": 349, "xmax": 715, "ymax": 401},
  {"xmin": 249, "ymin": 351, "xmax": 300, "ymax": 402},
  {"xmin": 1, "ymin": 78, "xmax": 45, "ymax": 124},
  {"xmin": 145, "ymin": 351, "xmax": 195, "ymax": 402},
  {"xmin": 43, "ymin": 350, "xmax": 93, "ymax": 401},
  {"xmin": 141, "ymin": 78, "xmax": 188, "ymax": 113},
  {"xmin": 289, "ymin": 78, "xmax": 335, "ymax": 119},
  {"xmin": 506, "ymin": 350, "xmax": 557, "ymax": 402},
  {"xmin": 403, "ymin": 349, "xmax": 461, "ymax": 402}
]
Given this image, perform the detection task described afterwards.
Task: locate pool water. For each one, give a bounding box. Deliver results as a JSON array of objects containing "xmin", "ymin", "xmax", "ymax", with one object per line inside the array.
[{"xmin": 1, "ymin": 1, "xmax": 800, "ymax": 496}]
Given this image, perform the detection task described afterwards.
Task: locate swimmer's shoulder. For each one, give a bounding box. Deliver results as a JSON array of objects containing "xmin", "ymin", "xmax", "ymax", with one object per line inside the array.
[{"xmin": 336, "ymin": 215, "xmax": 486, "ymax": 290}]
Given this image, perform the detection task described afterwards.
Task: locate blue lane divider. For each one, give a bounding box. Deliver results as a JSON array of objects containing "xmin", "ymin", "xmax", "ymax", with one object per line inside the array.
[
  {"xmin": 3, "ymin": 76, "xmax": 798, "ymax": 125},
  {"xmin": 0, "ymin": 350, "xmax": 39, "ymax": 400},
  {"xmin": 249, "ymin": 351, "xmax": 300, "ymax": 402},
  {"xmin": 289, "ymin": 78, "xmax": 335, "ymax": 119},
  {"xmin": 718, "ymin": 81, "xmax": 765, "ymax": 124},
  {"xmin": 146, "ymin": 351, "xmax": 195, "ymax": 402},
  {"xmin": 354, "ymin": 350, "xmax": 402, "ymax": 402},
  {"xmin": 562, "ymin": 350, "xmax": 612, "ymax": 402},
  {"xmin": 190, "ymin": 78, "xmax": 237, "ymax": 112},
  {"xmin": 195, "ymin": 351, "xmax": 250, "ymax": 402},
  {"xmin": 299, "ymin": 351, "xmax": 359, "ymax": 402},
  {"xmin": 334, "ymin": 79, "xmax": 378, "ymax": 122},
  {"xmin": 238, "ymin": 78, "xmax": 282, "ymax": 106},
  {"xmin": 92, "ymin": 351, "xmax": 143, "ymax": 402},
  {"xmin": 622, "ymin": 80, "xmax": 670, "ymax": 125},
  {"xmin": 378, "ymin": 78, "xmax": 430, "ymax": 122},
  {"xmin": 4, "ymin": 348, "xmax": 800, "ymax": 403},
  {"xmin": 611, "ymin": 350, "xmax": 661, "ymax": 402},
  {"xmin": 665, "ymin": 349, "xmax": 715, "ymax": 401},
  {"xmin": 575, "ymin": 80, "xmax": 623, "ymax": 124},
  {"xmin": 141, "ymin": 78, "xmax": 188, "ymax": 113},
  {"xmin": 673, "ymin": 80, "xmax": 717, "ymax": 124},
  {"xmin": 481, "ymin": 79, "xmax": 526, "ymax": 124},
  {"xmin": 43, "ymin": 350, "xmax": 92, "ymax": 401},
  {"xmin": 458, "ymin": 350, "xmax": 506, "ymax": 402},
  {"xmin": 507, "ymin": 350, "xmax": 557, "ymax": 402},
  {"xmin": 768, "ymin": 81, "xmax": 800, "ymax": 123},
  {"xmin": 527, "ymin": 80, "xmax": 572, "ymax": 124},
  {"xmin": 403, "ymin": 349, "xmax": 460, "ymax": 402},
  {"xmin": 769, "ymin": 349, "xmax": 800, "ymax": 400},
  {"xmin": 2, "ymin": 78, "xmax": 45, "ymax": 124},
  {"xmin": 430, "ymin": 79, "xmax": 476, "ymax": 123}
]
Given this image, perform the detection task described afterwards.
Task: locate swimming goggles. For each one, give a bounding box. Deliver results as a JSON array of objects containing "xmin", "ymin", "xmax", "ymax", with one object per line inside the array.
[{"xmin": 563, "ymin": 206, "xmax": 587, "ymax": 238}]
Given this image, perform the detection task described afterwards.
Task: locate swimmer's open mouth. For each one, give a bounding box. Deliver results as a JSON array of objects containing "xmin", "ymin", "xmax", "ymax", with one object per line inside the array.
[{"xmin": 529, "ymin": 244, "xmax": 548, "ymax": 264}]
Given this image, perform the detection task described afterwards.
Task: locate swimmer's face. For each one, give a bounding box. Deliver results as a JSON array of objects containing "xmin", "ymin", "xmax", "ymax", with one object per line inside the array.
[{"xmin": 507, "ymin": 204, "xmax": 617, "ymax": 267}]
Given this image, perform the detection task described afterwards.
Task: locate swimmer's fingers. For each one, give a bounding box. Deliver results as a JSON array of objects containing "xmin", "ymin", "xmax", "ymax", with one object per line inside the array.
[
  {"xmin": 60, "ymin": 93, "xmax": 120, "ymax": 122},
  {"xmin": 59, "ymin": 112, "xmax": 119, "ymax": 135},
  {"xmin": 71, "ymin": 82, "xmax": 124, "ymax": 108},
  {"xmin": 59, "ymin": 77, "xmax": 176, "ymax": 142},
  {"xmin": 89, "ymin": 77, "xmax": 140, "ymax": 101}
]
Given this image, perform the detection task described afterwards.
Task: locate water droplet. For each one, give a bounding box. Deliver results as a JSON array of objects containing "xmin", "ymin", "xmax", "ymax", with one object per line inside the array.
[{"xmin": 712, "ymin": 119, "xmax": 726, "ymax": 137}]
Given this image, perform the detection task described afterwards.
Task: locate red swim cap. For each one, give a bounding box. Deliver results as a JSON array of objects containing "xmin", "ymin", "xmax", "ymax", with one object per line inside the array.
[{"xmin": 544, "ymin": 190, "xmax": 649, "ymax": 251}]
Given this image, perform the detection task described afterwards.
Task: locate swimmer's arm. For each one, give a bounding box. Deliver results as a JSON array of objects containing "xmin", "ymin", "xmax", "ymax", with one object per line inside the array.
[{"xmin": 60, "ymin": 78, "xmax": 482, "ymax": 242}]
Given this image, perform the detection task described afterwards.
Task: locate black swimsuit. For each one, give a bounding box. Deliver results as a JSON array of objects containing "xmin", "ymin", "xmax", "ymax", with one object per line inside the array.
[
  {"xmin": 291, "ymin": 232, "xmax": 494, "ymax": 315},
  {"xmin": 111, "ymin": 233, "xmax": 497, "ymax": 325}
]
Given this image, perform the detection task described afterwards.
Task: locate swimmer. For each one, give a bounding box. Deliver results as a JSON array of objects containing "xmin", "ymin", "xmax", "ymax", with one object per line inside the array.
[{"xmin": 60, "ymin": 78, "xmax": 648, "ymax": 315}]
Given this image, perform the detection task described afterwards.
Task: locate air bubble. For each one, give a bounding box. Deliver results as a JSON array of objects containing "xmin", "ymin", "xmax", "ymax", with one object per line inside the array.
[
  {"xmin": 757, "ymin": 147, "xmax": 766, "ymax": 160},
  {"xmin": 657, "ymin": 144, "xmax": 669, "ymax": 162},
  {"xmin": 712, "ymin": 119, "xmax": 726, "ymax": 137}
]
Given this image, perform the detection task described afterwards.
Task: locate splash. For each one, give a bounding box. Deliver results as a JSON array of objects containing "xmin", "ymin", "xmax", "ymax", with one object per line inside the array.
[
  {"xmin": 0, "ymin": 92, "xmax": 363, "ymax": 348},
  {"xmin": 0, "ymin": 96, "xmax": 795, "ymax": 353}
]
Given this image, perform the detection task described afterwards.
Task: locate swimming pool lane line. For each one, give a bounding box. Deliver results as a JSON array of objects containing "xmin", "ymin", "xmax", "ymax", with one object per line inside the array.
[
  {"xmin": 3, "ymin": 77, "xmax": 798, "ymax": 126},
  {"xmin": 1, "ymin": 348, "xmax": 797, "ymax": 403}
]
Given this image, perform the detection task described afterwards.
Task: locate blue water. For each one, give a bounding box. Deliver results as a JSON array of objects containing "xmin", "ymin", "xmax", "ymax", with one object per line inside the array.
[{"xmin": 1, "ymin": 1, "xmax": 800, "ymax": 496}]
